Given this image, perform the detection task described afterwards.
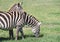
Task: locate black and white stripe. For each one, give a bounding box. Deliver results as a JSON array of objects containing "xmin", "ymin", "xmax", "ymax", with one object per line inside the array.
[{"xmin": 0, "ymin": 11, "xmax": 13, "ymax": 29}]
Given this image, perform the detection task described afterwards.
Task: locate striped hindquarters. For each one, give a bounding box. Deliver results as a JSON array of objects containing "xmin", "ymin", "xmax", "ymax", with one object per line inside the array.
[{"xmin": 0, "ymin": 11, "xmax": 13, "ymax": 29}]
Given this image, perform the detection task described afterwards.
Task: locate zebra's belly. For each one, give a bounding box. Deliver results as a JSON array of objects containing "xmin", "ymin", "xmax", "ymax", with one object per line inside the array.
[
  {"xmin": 0, "ymin": 26, "xmax": 15, "ymax": 30},
  {"xmin": 0, "ymin": 23, "xmax": 16, "ymax": 30}
]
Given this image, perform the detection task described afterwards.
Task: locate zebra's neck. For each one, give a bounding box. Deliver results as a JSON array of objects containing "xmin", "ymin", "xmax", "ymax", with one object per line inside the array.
[{"xmin": 23, "ymin": 12, "xmax": 39, "ymax": 27}]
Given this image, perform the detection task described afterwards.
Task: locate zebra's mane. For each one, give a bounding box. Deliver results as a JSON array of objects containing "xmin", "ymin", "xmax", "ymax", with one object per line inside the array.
[
  {"xmin": 8, "ymin": 4, "xmax": 17, "ymax": 12},
  {"xmin": 8, "ymin": 3, "xmax": 22, "ymax": 13}
]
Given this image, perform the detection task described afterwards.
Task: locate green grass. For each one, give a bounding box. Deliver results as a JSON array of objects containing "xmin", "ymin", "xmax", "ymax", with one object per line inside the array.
[{"xmin": 0, "ymin": 0, "xmax": 60, "ymax": 42}]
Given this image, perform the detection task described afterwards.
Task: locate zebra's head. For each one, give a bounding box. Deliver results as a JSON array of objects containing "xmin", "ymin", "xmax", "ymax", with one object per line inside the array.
[
  {"xmin": 32, "ymin": 22, "xmax": 41, "ymax": 38},
  {"xmin": 9, "ymin": 3, "xmax": 24, "ymax": 13}
]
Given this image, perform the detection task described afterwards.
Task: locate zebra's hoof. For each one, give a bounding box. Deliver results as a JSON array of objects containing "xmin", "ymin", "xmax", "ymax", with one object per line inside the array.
[
  {"xmin": 15, "ymin": 38, "xmax": 18, "ymax": 40},
  {"xmin": 22, "ymin": 37, "xmax": 24, "ymax": 40}
]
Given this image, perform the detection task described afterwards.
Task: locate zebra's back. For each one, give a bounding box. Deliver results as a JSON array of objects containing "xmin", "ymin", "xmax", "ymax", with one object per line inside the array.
[{"xmin": 0, "ymin": 11, "xmax": 13, "ymax": 29}]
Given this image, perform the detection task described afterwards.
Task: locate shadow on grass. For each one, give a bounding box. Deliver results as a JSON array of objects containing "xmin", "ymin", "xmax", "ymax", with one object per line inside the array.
[
  {"xmin": 0, "ymin": 34, "xmax": 43, "ymax": 41},
  {"xmin": 24, "ymin": 34, "xmax": 43, "ymax": 38},
  {"xmin": 0, "ymin": 37, "xmax": 9, "ymax": 40},
  {"xmin": 0, "ymin": 37, "xmax": 10, "ymax": 42},
  {"xmin": 0, "ymin": 37, "xmax": 15, "ymax": 42},
  {"xmin": 18, "ymin": 34, "xmax": 44, "ymax": 39}
]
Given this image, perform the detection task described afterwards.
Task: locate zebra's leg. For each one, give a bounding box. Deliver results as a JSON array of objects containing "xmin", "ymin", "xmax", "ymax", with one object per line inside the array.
[
  {"xmin": 9, "ymin": 29, "xmax": 14, "ymax": 39},
  {"xmin": 19, "ymin": 27, "xmax": 24, "ymax": 39},
  {"xmin": 15, "ymin": 26, "xmax": 19, "ymax": 40},
  {"xmin": 16, "ymin": 25, "xmax": 24, "ymax": 40}
]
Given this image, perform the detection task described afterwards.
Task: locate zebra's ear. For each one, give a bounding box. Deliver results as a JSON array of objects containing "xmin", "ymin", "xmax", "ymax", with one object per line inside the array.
[
  {"xmin": 17, "ymin": 3, "xmax": 20, "ymax": 7},
  {"xmin": 17, "ymin": 2, "xmax": 23, "ymax": 6},
  {"xmin": 20, "ymin": 2, "xmax": 23, "ymax": 5}
]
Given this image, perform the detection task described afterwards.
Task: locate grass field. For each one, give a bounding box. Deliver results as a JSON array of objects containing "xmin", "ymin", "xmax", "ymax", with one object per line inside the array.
[{"xmin": 0, "ymin": 0, "xmax": 60, "ymax": 42}]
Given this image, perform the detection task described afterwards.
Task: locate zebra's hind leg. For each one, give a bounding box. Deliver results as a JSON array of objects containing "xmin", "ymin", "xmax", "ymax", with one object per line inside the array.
[{"xmin": 9, "ymin": 29, "xmax": 14, "ymax": 39}]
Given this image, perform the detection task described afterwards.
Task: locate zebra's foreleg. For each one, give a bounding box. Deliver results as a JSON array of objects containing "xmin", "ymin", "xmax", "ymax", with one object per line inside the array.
[
  {"xmin": 16, "ymin": 25, "xmax": 24, "ymax": 40},
  {"xmin": 15, "ymin": 26, "xmax": 19, "ymax": 40},
  {"xmin": 9, "ymin": 29, "xmax": 14, "ymax": 39},
  {"xmin": 19, "ymin": 27, "xmax": 24, "ymax": 39}
]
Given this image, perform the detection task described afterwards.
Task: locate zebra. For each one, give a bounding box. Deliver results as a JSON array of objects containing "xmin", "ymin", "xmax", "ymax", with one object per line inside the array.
[
  {"xmin": 8, "ymin": 2, "xmax": 25, "ymax": 39},
  {"xmin": 8, "ymin": 3, "xmax": 41, "ymax": 40}
]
